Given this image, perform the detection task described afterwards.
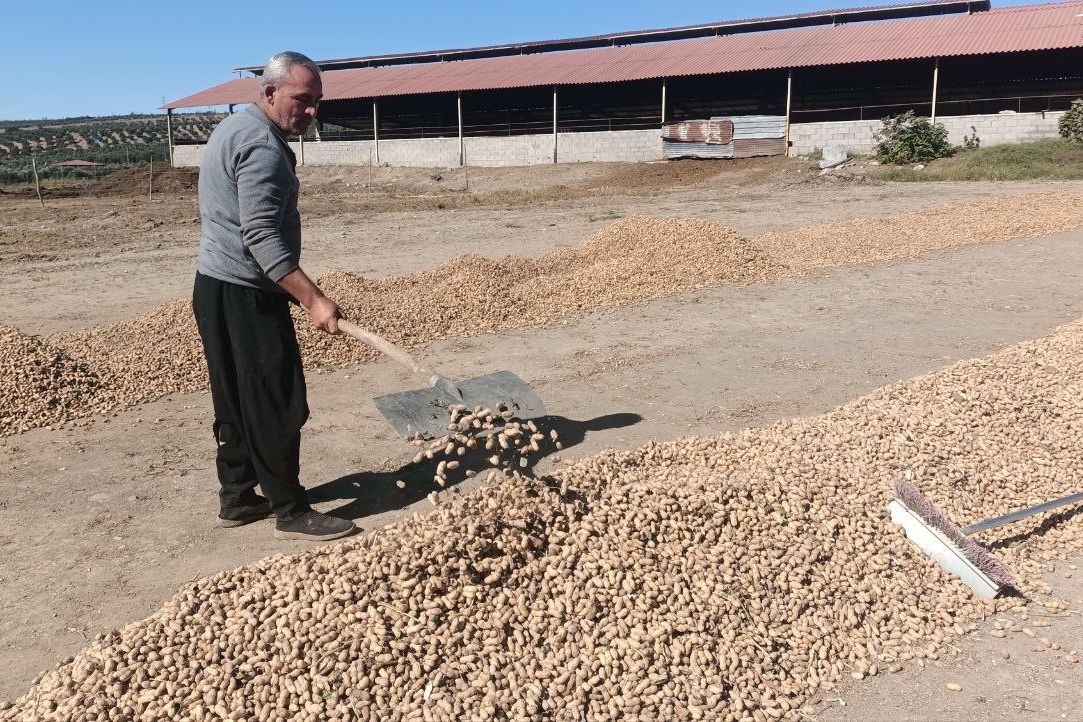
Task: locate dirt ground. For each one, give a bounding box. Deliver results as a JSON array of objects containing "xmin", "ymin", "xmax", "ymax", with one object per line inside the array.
[{"xmin": 2, "ymin": 158, "xmax": 1083, "ymax": 717}]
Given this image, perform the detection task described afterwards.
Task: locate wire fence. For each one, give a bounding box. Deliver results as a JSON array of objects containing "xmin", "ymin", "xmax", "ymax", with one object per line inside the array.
[
  {"xmin": 790, "ymin": 92, "xmax": 1079, "ymax": 122},
  {"xmin": 311, "ymin": 113, "xmax": 665, "ymax": 142},
  {"xmin": 0, "ymin": 150, "xmax": 172, "ymax": 186}
]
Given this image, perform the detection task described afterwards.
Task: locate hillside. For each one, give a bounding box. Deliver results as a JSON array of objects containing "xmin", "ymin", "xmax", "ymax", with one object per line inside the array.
[{"xmin": 0, "ymin": 112, "xmax": 223, "ymax": 183}]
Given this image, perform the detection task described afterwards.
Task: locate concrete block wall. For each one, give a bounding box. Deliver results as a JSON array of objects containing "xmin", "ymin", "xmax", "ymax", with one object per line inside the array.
[
  {"xmin": 172, "ymin": 144, "xmax": 205, "ymax": 167},
  {"xmin": 172, "ymin": 128, "xmax": 663, "ymax": 168},
  {"xmin": 379, "ymin": 138, "xmax": 460, "ymax": 167},
  {"xmin": 558, "ymin": 129, "xmax": 661, "ymax": 163},
  {"xmin": 789, "ymin": 111, "xmax": 1066, "ymax": 157},
  {"xmin": 288, "ymin": 140, "xmax": 375, "ymax": 165},
  {"xmin": 462, "ymin": 134, "xmax": 553, "ymax": 166}
]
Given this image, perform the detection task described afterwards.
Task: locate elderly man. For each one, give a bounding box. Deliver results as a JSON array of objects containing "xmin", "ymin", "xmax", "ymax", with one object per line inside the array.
[{"xmin": 192, "ymin": 51, "xmax": 355, "ymax": 541}]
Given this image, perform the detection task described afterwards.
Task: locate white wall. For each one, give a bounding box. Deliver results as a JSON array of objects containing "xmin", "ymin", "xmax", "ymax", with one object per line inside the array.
[
  {"xmin": 788, "ymin": 111, "xmax": 1066, "ymax": 157},
  {"xmin": 172, "ymin": 129, "xmax": 662, "ymax": 168}
]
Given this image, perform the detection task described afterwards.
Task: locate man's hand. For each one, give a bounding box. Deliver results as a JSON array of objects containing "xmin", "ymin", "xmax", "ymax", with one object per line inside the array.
[
  {"xmin": 308, "ymin": 295, "xmax": 341, "ymax": 334},
  {"xmin": 277, "ymin": 267, "xmax": 342, "ymax": 335}
]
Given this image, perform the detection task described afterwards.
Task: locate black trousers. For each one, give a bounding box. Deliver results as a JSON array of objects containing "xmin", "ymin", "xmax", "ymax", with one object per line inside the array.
[{"xmin": 192, "ymin": 273, "xmax": 311, "ymax": 521}]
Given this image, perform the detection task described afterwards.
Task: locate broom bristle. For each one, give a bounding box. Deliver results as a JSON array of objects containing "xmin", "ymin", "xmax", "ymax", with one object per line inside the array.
[{"xmin": 892, "ymin": 479, "xmax": 1016, "ymax": 589}]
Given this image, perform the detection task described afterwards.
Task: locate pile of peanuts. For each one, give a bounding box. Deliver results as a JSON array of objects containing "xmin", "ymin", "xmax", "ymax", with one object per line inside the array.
[
  {"xmin": 407, "ymin": 405, "xmax": 561, "ymax": 489},
  {"xmin": 2, "ymin": 191, "xmax": 1082, "ymax": 437},
  {"xmin": 0, "ymin": 324, "xmax": 116, "ymax": 433},
  {"xmin": 5, "ymin": 314, "xmax": 1083, "ymax": 721}
]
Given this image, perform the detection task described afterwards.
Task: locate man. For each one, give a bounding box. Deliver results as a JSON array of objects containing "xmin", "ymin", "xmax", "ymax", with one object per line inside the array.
[{"xmin": 192, "ymin": 51, "xmax": 355, "ymax": 541}]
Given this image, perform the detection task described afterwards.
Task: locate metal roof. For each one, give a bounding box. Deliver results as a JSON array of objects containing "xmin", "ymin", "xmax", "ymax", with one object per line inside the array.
[
  {"xmin": 163, "ymin": 1, "xmax": 1083, "ymax": 109},
  {"xmin": 233, "ymin": 0, "xmax": 988, "ymax": 73}
]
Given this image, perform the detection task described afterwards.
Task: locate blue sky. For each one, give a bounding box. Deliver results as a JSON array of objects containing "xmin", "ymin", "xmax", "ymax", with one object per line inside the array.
[{"xmin": 4, "ymin": 0, "xmax": 1040, "ymax": 120}]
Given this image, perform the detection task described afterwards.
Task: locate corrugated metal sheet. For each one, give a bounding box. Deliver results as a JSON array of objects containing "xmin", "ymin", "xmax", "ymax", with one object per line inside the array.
[
  {"xmin": 662, "ymin": 141, "xmax": 735, "ymax": 159},
  {"xmin": 166, "ymin": 78, "xmax": 258, "ymax": 109},
  {"xmin": 164, "ymin": 2, "xmax": 1083, "ymax": 108},
  {"xmin": 234, "ymin": 0, "xmax": 987, "ymax": 73},
  {"xmin": 662, "ymin": 119, "xmax": 734, "ymax": 144},
  {"xmin": 718, "ymin": 115, "xmax": 788, "ymax": 139},
  {"xmin": 732, "ymin": 137, "xmax": 789, "ymax": 157}
]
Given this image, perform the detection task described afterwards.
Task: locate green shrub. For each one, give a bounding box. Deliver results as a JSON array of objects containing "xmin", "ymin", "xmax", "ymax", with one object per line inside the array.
[
  {"xmin": 961, "ymin": 126, "xmax": 980, "ymax": 150},
  {"xmin": 874, "ymin": 111, "xmax": 955, "ymax": 164},
  {"xmin": 1059, "ymin": 99, "xmax": 1083, "ymax": 143}
]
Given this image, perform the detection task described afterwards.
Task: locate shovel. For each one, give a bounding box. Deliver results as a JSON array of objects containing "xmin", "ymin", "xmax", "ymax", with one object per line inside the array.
[
  {"xmin": 338, "ymin": 320, "xmax": 546, "ymax": 439},
  {"xmin": 891, "ymin": 478, "xmax": 1083, "ymax": 598}
]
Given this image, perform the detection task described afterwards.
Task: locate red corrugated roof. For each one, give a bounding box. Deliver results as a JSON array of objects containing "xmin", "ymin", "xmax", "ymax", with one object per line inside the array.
[
  {"xmin": 233, "ymin": 0, "xmax": 986, "ymax": 72},
  {"xmin": 165, "ymin": 78, "xmax": 259, "ymax": 110},
  {"xmin": 163, "ymin": 1, "xmax": 1083, "ymax": 109}
]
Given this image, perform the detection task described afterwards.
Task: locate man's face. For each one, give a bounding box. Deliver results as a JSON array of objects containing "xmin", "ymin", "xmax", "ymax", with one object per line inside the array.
[{"xmin": 263, "ymin": 65, "xmax": 322, "ymax": 136}]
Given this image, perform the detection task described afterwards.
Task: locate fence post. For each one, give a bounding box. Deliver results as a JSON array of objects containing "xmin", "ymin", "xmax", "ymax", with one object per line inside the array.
[
  {"xmin": 31, "ymin": 154, "xmax": 44, "ymax": 208},
  {"xmin": 457, "ymin": 92, "xmax": 464, "ymax": 167},
  {"xmin": 166, "ymin": 108, "xmax": 174, "ymax": 166},
  {"xmin": 784, "ymin": 69, "xmax": 793, "ymax": 156},
  {"xmin": 372, "ymin": 100, "xmax": 380, "ymax": 164},
  {"xmin": 552, "ymin": 86, "xmax": 558, "ymax": 164},
  {"xmin": 661, "ymin": 78, "xmax": 667, "ymax": 124},
  {"xmin": 931, "ymin": 58, "xmax": 940, "ymax": 123}
]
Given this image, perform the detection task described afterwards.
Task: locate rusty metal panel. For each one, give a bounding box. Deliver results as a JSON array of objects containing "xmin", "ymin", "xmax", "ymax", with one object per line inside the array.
[
  {"xmin": 732, "ymin": 137, "xmax": 788, "ymax": 157},
  {"xmin": 165, "ymin": 3, "xmax": 1083, "ymax": 108},
  {"xmin": 662, "ymin": 119, "xmax": 734, "ymax": 144}
]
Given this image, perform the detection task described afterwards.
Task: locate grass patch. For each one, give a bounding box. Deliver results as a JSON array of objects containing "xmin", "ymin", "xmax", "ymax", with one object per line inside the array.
[{"xmin": 875, "ymin": 138, "xmax": 1083, "ymax": 181}]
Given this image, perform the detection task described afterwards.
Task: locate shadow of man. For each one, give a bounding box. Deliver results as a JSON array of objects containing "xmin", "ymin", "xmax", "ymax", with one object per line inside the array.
[{"xmin": 308, "ymin": 412, "xmax": 642, "ymax": 521}]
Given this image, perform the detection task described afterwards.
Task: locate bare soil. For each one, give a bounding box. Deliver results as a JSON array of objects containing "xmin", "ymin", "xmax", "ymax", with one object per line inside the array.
[{"xmin": 2, "ymin": 158, "xmax": 1082, "ymax": 716}]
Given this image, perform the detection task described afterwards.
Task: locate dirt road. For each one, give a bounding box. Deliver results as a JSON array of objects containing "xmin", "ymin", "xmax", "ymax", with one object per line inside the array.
[{"xmin": 2, "ymin": 161, "xmax": 1082, "ymax": 715}]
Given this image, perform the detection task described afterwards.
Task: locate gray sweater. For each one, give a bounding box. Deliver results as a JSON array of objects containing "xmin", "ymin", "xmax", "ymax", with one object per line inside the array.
[{"xmin": 197, "ymin": 105, "xmax": 301, "ymax": 293}]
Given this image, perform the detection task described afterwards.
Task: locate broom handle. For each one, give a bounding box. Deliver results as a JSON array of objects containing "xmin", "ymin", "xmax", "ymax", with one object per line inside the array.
[
  {"xmin": 963, "ymin": 490, "xmax": 1083, "ymax": 535},
  {"xmin": 337, "ymin": 320, "xmax": 434, "ymax": 382}
]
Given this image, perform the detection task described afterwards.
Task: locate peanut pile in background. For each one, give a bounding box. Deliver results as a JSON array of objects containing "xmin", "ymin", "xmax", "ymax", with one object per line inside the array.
[{"xmin": 4, "ymin": 192, "xmax": 1082, "ymax": 436}]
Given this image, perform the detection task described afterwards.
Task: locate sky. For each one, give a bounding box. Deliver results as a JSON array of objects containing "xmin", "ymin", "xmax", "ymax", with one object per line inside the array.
[{"xmin": 2, "ymin": 0, "xmax": 1044, "ymax": 120}]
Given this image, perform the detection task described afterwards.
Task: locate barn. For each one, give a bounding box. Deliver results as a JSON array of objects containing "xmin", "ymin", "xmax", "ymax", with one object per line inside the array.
[{"xmin": 163, "ymin": 0, "xmax": 1083, "ymax": 167}]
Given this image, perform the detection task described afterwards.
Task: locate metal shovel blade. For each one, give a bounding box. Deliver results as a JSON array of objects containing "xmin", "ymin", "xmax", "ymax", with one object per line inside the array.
[{"xmin": 373, "ymin": 370, "xmax": 546, "ymax": 439}]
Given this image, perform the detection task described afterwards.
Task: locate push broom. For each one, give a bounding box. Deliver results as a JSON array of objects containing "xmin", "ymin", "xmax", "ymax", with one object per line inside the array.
[{"xmin": 890, "ymin": 479, "xmax": 1083, "ymax": 598}]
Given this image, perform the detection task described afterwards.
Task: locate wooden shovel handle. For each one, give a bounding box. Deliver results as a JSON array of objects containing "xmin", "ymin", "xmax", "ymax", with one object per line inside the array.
[{"xmin": 337, "ymin": 320, "xmax": 432, "ymax": 381}]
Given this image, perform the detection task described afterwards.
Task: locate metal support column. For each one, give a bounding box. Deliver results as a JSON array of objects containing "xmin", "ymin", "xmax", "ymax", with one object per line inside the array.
[
  {"xmin": 373, "ymin": 100, "xmax": 380, "ymax": 164},
  {"xmin": 931, "ymin": 58, "xmax": 940, "ymax": 122},
  {"xmin": 661, "ymin": 79, "xmax": 667, "ymax": 124},
  {"xmin": 784, "ymin": 70, "xmax": 793, "ymax": 156},
  {"xmin": 552, "ymin": 86, "xmax": 558, "ymax": 164},
  {"xmin": 298, "ymin": 133, "xmax": 304, "ymax": 165},
  {"xmin": 458, "ymin": 92, "xmax": 464, "ymax": 167},
  {"xmin": 166, "ymin": 108, "xmax": 174, "ymax": 166}
]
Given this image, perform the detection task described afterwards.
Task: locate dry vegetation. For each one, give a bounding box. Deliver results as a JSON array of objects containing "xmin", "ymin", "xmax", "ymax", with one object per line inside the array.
[
  {"xmin": 4, "ymin": 192, "xmax": 1083, "ymax": 436},
  {"xmin": 4, "ymin": 316, "xmax": 1082, "ymax": 720}
]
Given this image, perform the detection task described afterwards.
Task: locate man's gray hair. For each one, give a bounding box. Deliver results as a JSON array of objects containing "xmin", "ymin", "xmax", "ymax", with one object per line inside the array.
[{"xmin": 260, "ymin": 51, "xmax": 321, "ymax": 89}]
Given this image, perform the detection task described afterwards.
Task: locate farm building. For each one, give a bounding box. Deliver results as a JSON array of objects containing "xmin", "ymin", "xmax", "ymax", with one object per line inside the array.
[{"xmin": 163, "ymin": 0, "xmax": 1083, "ymax": 167}]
